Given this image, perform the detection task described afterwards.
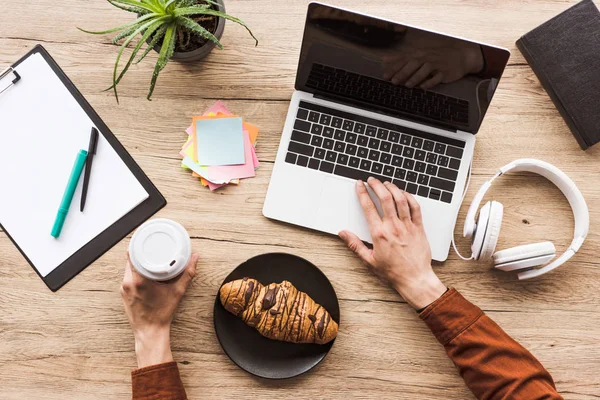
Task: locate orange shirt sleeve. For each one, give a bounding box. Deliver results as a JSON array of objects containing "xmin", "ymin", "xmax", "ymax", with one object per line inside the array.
[
  {"xmin": 420, "ymin": 288, "xmax": 563, "ymax": 400},
  {"xmin": 131, "ymin": 361, "xmax": 187, "ymax": 400}
]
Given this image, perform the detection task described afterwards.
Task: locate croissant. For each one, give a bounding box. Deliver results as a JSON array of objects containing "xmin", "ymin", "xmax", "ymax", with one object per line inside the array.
[{"xmin": 219, "ymin": 278, "xmax": 338, "ymax": 344}]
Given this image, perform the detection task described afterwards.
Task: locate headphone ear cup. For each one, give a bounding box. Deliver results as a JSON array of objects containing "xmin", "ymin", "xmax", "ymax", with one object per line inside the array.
[
  {"xmin": 475, "ymin": 201, "xmax": 504, "ymax": 261},
  {"xmin": 493, "ymin": 242, "xmax": 556, "ymax": 272}
]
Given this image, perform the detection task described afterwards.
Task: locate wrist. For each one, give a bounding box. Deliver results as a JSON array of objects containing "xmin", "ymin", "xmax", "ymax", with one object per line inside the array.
[
  {"xmin": 134, "ymin": 326, "xmax": 173, "ymax": 368},
  {"xmin": 392, "ymin": 270, "xmax": 447, "ymax": 310}
]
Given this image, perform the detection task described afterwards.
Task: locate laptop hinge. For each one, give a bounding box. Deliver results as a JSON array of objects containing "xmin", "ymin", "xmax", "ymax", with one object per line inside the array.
[{"xmin": 313, "ymin": 91, "xmax": 459, "ymax": 134}]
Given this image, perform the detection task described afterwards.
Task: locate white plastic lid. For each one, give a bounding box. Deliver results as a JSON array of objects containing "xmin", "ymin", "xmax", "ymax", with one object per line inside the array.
[{"xmin": 129, "ymin": 218, "xmax": 191, "ymax": 281}]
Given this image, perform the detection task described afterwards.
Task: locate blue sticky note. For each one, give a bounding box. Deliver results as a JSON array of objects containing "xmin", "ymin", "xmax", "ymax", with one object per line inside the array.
[{"xmin": 196, "ymin": 117, "xmax": 245, "ymax": 166}]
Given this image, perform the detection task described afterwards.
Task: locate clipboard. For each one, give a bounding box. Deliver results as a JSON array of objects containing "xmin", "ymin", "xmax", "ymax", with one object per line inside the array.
[{"xmin": 0, "ymin": 45, "xmax": 166, "ymax": 291}]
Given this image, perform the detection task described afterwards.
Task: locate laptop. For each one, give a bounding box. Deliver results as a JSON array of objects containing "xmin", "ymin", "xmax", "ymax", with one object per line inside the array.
[{"xmin": 263, "ymin": 2, "xmax": 510, "ymax": 261}]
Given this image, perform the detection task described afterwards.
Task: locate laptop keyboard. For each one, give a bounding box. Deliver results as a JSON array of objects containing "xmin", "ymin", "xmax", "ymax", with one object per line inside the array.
[
  {"xmin": 306, "ymin": 63, "xmax": 470, "ymax": 126},
  {"xmin": 285, "ymin": 101, "xmax": 465, "ymax": 203}
]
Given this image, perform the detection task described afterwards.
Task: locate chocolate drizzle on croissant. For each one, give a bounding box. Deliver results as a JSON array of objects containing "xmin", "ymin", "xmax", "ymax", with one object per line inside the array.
[{"xmin": 219, "ymin": 278, "xmax": 338, "ymax": 344}]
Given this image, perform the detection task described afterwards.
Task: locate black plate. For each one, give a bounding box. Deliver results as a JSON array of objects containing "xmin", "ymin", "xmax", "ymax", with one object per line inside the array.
[{"xmin": 213, "ymin": 253, "xmax": 340, "ymax": 379}]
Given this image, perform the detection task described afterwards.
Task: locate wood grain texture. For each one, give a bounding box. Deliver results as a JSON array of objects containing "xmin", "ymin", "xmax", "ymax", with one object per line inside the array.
[{"xmin": 1, "ymin": 0, "xmax": 599, "ymax": 399}]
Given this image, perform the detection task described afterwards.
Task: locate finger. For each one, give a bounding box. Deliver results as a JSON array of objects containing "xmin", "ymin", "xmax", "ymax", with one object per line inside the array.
[
  {"xmin": 405, "ymin": 62, "xmax": 434, "ymax": 88},
  {"xmin": 367, "ymin": 177, "xmax": 397, "ymax": 220},
  {"xmin": 403, "ymin": 191, "xmax": 424, "ymax": 226},
  {"xmin": 174, "ymin": 253, "xmax": 199, "ymax": 292},
  {"xmin": 356, "ymin": 180, "xmax": 382, "ymax": 227},
  {"xmin": 382, "ymin": 57, "xmax": 407, "ymax": 80},
  {"xmin": 339, "ymin": 230, "xmax": 375, "ymax": 266},
  {"xmin": 391, "ymin": 59, "xmax": 420, "ymax": 85},
  {"xmin": 386, "ymin": 182, "xmax": 411, "ymax": 221},
  {"xmin": 420, "ymin": 72, "xmax": 444, "ymax": 90}
]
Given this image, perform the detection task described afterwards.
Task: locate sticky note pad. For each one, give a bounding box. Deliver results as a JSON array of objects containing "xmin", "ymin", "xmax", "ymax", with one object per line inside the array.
[{"xmin": 196, "ymin": 117, "xmax": 245, "ymax": 166}]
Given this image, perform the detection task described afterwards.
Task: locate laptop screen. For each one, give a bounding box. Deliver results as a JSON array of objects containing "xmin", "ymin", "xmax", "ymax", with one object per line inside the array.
[{"xmin": 295, "ymin": 3, "xmax": 510, "ymax": 134}]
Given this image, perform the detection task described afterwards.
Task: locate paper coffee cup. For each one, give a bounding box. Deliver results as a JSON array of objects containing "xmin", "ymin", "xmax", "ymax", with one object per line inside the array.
[{"xmin": 129, "ymin": 218, "xmax": 191, "ymax": 281}]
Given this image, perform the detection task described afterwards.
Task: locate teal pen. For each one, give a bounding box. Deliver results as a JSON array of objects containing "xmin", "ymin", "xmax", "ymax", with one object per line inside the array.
[{"xmin": 51, "ymin": 149, "xmax": 88, "ymax": 238}]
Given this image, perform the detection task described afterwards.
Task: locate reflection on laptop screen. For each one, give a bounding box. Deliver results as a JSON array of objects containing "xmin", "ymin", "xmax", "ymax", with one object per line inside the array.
[{"xmin": 295, "ymin": 3, "xmax": 510, "ymax": 133}]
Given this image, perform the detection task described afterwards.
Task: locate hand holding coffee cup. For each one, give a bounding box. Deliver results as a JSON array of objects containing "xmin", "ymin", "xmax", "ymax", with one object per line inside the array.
[{"xmin": 121, "ymin": 219, "xmax": 199, "ymax": 368}]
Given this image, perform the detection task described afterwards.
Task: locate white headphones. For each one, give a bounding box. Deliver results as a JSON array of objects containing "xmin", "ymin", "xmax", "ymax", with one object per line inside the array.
[{"xmin": 462, "ymin": 159, "xmax": 589, "ymax": 280}]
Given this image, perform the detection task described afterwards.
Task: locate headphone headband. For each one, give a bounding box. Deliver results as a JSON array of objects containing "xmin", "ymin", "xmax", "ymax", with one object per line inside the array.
[{"xmin": 463, "ymin": 159, "xmax": 589, "ymax": 279}]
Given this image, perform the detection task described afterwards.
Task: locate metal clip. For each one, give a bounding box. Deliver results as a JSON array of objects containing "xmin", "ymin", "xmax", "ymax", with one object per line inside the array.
[{"xmin": 0, "ymin": 67, "xmax": 21, "ymax": 96}]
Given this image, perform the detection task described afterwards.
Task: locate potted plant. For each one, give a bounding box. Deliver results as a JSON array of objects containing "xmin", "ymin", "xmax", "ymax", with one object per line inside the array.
[{"xmin": 79, "ymin": 0, "xmax": 257, "ymax": 101}]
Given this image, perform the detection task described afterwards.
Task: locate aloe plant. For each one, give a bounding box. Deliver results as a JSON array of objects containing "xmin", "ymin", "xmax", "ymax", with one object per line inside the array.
[{"xmin": 79, "ymin": 0, "xmax": 257, "ymax": 101}]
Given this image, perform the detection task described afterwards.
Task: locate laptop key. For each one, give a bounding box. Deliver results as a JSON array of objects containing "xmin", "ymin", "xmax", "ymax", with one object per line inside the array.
[
  {"xmin": 343, "ymin": 120, "xmax": 354, "ymax": 131},
  {"xmin": 415, "ymin": 161, "xmax": 426, "ymax": 173},
  {"xmin": 423, "ymin": 140, "xmax": 434, "ymax": 151},
  {"xmin": 383, "ymin": 165, "xmax": 394, "ymax": 177},
  {"xmin": 392, "ymin": 144, "xmax": 403, "ymax": 155},
  {"xmin": 345, "ymin": 144, "xmax": 358, "ymax": 156},
  {"xmin": 437, "ymin": 155, "xmax": 449, "ymax": 167},
  {"xmin": 337, "ymin": 153, "xmax": 349, "ymax": 165},
  {"xmin": 334, "ymin": 129, "xmax": 346, "ymax": 141},
  {"xmin": 311, "ymin": 124, "xmax": 323, "ymax": 135},
  {"xmin": 288, "ymin": 141, "xmax": 314, "ymax": 157},
  {"xmin": 438, "ymin": 167, "xmax": 458, "ymax": 181},
  {"xmin": 297, "ymin": 109, "xmax": 309, "ymax": 120},
  {"xmin": 368, "ymin": 150, "xmax": 381, "ymax": 161},
  {"xmin": 326, "ymin": 151, "xmax": 337, "ymax": 162},
  {"xmin": 334, "ymin": 141, "xmax": 346, "ymax": 152},
  {"xmin": 417, "ymin": 185, "xmax": 429, "ymax": 197},
  {"xmin": 357, "ymin": 135, "xmax": 369, "ymax": 146},
  {"xmin": 406, "ymin": 182, "xmax": 418, "ymax": 194},
  {"xmin": 308, "ymin": 112, "xmax": 320, "ymax": 122},
  {"xmin": 323, "ymin": 139, "xmax": 334, "ymax": 150},
  {"xmin": 308, "ymin": 158, "xmax": 320, "ymax": 170},
  {"xmin": 372, "ymin": 162, "xmax": 383, "ymax": 174},
  {"xmin": 441, "ymin": 191, "xmax": 453, "ymax": 203},
  {"xmin": 360, "ymin": 159, "xmax": 372, "ymax": 171},
  {"xmin": 377, "ymin": 129, "xmax": 389, "ymax": 140},
  {"xmin": 381, "ymin": 153, "xmax": 392, "ymax": 164},
  {"xmin": 412, "ymin": 137, "xmax": 423, "ymax": 149},
  {"xmin": 415, "ymin": 150, "xmax": 426, "ymax": 161},
  {"xmin": 294, "ymin": 119, "xmax": 311, "ymax": 132},
  {"xmin": 331, "ymin": 117, "xmax": 343, "ymax": 128},
  {"xmin": 389, "ymin": 131, "xmax": 400, "ymax": 143},
  {"xmin": 320, "ymin": 161, "xmax": 334, "ymax": 173},
  {"xmin": 449, "ymin": 158, "xmax": 461, "ymax": 170},
  {"xmin": 429, "ymin": 176, "xmax": 455, "ymax": 192},
  {"xmin": 426, "ymin": 152, "xmax": 438, "ymax": 164},
  {"xmin": 354, "ymin": 123, "xmax": 366, "ymax": 134},
  {"xmin": 407, "ymin": 171, "xmax": 418, "ymax": 182},
  {"xmin": 297, "ymin": 155, "xmax": 309, "ymax": 167},
  {"xmin": 446, "ymin": 145, "xmax": 463, "ymax": 159},
  {"xmin": 319, "ymin": 114, "xmax": 331, "ymax": 126},
  {"xmin": 349, "ymin": 156, "xmax": 360, "ymax": 168},
  {"xmin": 392, "ymin": 156, "xmax": 403, "ymax": 167},
  {"xmin": 357, "ymin": 147, "xmax": 368, "ymax": 158},
  {"xmin": 368, "ymin": 138, "xmax": 381, "ymax": 149},
  {"xmin": 315, "ymin": 148, "xmax": 326, "ymax": 160},
  {"xmin": 365, "ymin": 126, "xmax": 377, "ymax": 137},
  {"xmin": 394, "ymin": 168, "xmax": 406, "ymax": 180},
  {"xmin": 323, "ymin": 127, "xmax": 334, "ymax": 138},
  {"xmin": 334, "ymin": 165, "xmax": 385, "ymax": 183},
  {"xmin": 346, "ymin": 132, "xmax": 357, "ymax": 144},
  {"xmin": 403, "ymin": 147, "xmax": 415, "ymax": 158},
  {"xmin": 285, "ymin": 152, "xmax": 297, "ymax": 164},
  {"xmin": 380, "ymin": 141, "xmax": 391, "ymax": 152},
  {"xmin": 400, "ymin": 134, "xmax": 411, "ymax": 145},
  {"xmin": 311, "ymin": 135, "xmax": 323, "ymax": 147},
  {"xmin": 434, "ymin": 143, "xmax": 446, "ymax": 154},
  {"xmin": 292, "ymin": 130, "xmax": 311, "ymax": 144},
  {"xmin": 429, "ymin": 188, "xmax": 441, "ymax": 200},
  {"xmin": 417, "ymin": 174, "xmax": 429, "ymax": 185},
  {"xmin": 426, "ymin": 164, "xmax": 438, "ymax": 176},
  {"xmin": 393, "ymin": 179, "xmax": 407, "ymax": 190},
  {"xmin": 403, "ymin": 158, "xmax": 415, "ymax": 170}
]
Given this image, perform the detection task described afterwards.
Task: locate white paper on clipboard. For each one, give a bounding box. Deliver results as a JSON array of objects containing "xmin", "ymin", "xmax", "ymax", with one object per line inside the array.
[{"xmin": 0, "ymin": 52, "xmax": 149, "ymax": 277}]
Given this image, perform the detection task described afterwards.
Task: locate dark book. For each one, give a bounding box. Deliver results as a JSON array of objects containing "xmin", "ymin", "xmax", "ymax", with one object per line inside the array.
[{"xmin": 517, "ymin": 0, "xmax": 600, "ymax": 150}]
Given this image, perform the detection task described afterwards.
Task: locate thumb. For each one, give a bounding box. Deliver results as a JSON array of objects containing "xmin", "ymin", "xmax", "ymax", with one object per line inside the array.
[
  {"xmin": 175, "ymin": 253, "xmax": 199, "ymax": 292},
  {"xmin": 339, "ymin": 230, "xmax": 375, "ymax": 266}
]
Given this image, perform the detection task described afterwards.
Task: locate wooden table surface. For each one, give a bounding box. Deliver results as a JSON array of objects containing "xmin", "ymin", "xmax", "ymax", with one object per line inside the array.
[{"xmin": 1, "ymin": 1, "xmax": 599, "ymax": 399}]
